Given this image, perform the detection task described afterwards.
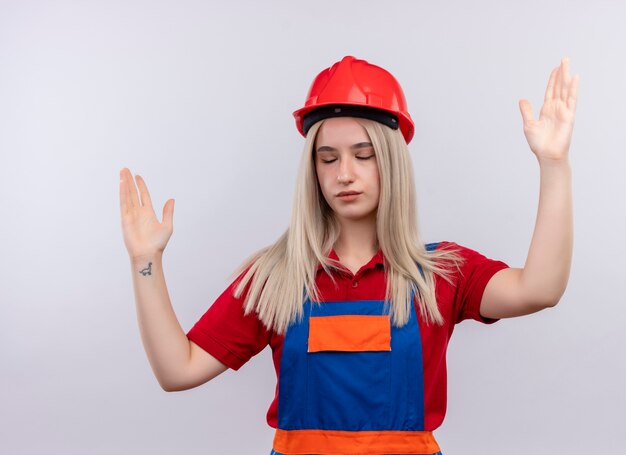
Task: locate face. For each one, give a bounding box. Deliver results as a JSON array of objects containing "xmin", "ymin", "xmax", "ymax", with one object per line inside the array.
[{"xmin": 314, "ymin": 117, "xmax": 380, "ymax": 224}]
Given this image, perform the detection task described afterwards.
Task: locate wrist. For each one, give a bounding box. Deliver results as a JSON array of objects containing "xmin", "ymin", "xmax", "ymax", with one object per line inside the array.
[
  {"xmin": 537, "ymin": 156, "xmax": 571, "ymax": 170},
  {"xmin": 131, "ymin": 251, "xmax": 163, "ymax": 266}
]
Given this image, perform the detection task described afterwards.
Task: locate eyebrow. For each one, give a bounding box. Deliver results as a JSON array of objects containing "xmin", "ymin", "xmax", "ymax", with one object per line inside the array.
[{"xmin": 315, "ymin": 142, "xmax": 374, "ymax": 153}]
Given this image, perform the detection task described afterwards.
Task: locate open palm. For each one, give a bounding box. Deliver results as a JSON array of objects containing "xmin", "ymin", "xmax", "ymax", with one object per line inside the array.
[
  {"xmin": 519, "ymin": 57, "xmax": 579, "ymax": 162},
  {"xmin": 119, "ymin": 168, "xmax": 175, "ymax": 259}
]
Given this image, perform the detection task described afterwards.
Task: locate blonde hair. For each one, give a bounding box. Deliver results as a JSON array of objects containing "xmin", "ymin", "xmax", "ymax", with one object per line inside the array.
[{"xmin": 233, "ymin": 118, "xmax": 464, "ymax": 335}]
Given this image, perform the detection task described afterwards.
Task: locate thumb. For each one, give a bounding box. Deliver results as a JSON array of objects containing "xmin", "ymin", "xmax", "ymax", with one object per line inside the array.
[
  {"xmin": 163, "ymin": 199, "xmax": 175, "ymax": 229},
  {"xmin": 519, "ymin": 99, "xmax": 534, "ymax": 126}
]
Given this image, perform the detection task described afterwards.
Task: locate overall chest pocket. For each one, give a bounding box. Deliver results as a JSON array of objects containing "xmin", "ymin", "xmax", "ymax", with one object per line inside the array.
[{"xmin": 306, "ymin": 315, "xmax": 392, "ymax": 430}]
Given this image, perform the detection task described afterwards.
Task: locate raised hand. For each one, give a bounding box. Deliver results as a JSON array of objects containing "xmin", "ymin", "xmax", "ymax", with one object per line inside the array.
[
  {"xmin": 119, "ymin": 168, "xmax": 175, "ymax": 260},
  {"xmin": 519, "ymin": 57, "xmax": 580, "ymax": 163}
]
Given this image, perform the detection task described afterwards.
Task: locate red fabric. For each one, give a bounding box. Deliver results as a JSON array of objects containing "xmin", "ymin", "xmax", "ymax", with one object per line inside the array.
[{"xmin": 186, "ymin": 241, "xmax": 509, "ymax": 431}]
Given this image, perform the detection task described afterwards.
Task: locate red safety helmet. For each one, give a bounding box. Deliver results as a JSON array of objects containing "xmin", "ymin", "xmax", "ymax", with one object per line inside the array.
[{"xmin": 293, "ymin": 56, "xmax": 415, "ymax": 144}]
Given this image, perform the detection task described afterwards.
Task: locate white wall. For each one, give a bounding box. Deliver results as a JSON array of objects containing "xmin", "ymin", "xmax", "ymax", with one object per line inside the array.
[{"xmin": 1, "ymin": 1, "xmax": 624, "ymax": 454}]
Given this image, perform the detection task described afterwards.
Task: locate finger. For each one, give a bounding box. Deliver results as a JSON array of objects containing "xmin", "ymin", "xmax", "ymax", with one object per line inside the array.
[
  {"xmin": 163, "ymin": 199, "xmax": 175, "ymax": 229},
  {"xmin": 126, "ymin": 168, "xmax": 141, "ymax": 209},
  {"xmin": 560, "ymin": 57, "xmax": 571, "ymax": 101},
  {"xmin": 120, "ymin": 169, "xmax": 129, "ymax": 216},
  {"xmin": 519, "ymin": 99, "xmax": 534, "ymax": 125},
  {"xmin": 567, "ymin": 74, "xmax": 580, "ymax": 111},
  {"xmin": 544, "ymin": 67, "xmax": 558, "ymax": 102},
  {"xmin": 553, "ymin": 60, "xmax": 564, "ymax": 103},
  {"xmin": 121, "ymin": 167, "xmax": 140, "ymax": 211},
  {"xmin": 135, "ymin": 174, "xmax": 154, "ymax": 210}
]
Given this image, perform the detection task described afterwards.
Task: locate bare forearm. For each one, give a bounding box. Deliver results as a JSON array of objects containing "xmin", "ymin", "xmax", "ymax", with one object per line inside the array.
[
  {"xmin": 521, "ymin": 159, "xmax": 573, "ymax": 305},
  {"xmin": 481, "ymin": 59, "xmax": 577, "ymax": 319},
  {"xmin": 131, "ymin": 252, "xmax": 191, "ymax": 389}
]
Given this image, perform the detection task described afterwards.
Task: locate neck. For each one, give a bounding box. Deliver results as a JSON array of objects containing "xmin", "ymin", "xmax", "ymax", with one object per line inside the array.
[{"xmin": 333, "ymin": 214, "xmax": 378, "ymax": 258}]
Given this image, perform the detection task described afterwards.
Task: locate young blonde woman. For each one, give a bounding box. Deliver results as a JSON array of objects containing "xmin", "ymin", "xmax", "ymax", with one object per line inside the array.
[{"xmin": 119, "ymin": 56, "xmax": 579, "ymax": 455}]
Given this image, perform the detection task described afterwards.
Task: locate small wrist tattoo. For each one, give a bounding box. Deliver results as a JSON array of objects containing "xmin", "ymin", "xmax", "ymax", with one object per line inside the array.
[{"xmin": 139, "ymin": 262, "xmax": 153, "ymax": 276}]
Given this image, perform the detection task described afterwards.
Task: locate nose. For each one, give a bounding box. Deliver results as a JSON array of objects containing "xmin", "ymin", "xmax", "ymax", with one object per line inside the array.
[{"xmin": 337, "ymin": 158, "xmax": 355, "ymax": 184}]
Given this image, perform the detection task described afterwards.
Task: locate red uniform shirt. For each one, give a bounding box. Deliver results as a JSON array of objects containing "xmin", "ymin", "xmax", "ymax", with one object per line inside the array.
[{"xmin": 186, "ymin": 241, "xmax": 509, "ymax": 431}]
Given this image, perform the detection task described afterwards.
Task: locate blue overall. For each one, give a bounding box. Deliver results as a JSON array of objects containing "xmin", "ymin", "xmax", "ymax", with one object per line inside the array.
[{"xmin": 269, "ymin": 276, "xmax": 443, "ymax": 455}]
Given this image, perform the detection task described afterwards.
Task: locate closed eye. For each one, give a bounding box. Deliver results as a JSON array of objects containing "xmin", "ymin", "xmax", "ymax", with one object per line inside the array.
[{"xmin": 357, "ymin": 155, "xmax": 375, "ymax": 160}]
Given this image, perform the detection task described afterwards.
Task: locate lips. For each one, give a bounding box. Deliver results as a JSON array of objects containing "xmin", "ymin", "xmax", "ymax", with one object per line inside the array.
[
  {"xmin": 336, "ymin": 191, "xmax": 362, "ymax": 197},
  {"xmin": 336, "ymin": 191, "xmax": 362, "ymax": 202}
]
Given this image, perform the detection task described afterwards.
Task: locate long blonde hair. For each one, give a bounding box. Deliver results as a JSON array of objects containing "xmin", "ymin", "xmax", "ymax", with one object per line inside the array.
[{"xmin": 233, "ymin": 118, "xmax": 463, "ymax": 335}]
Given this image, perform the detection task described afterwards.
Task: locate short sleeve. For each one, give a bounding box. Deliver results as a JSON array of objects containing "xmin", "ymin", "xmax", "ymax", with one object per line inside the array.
[
  {"xmin": 442, "ymin": 241, "xmax": 510, "ymax": 324},
  {"xmin": 186, "ymin": 270, "xmax": 271, "ymax": 371}
]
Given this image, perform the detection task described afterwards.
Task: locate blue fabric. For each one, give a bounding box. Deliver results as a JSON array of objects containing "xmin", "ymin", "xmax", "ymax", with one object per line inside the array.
[
  {"xmin": 425, "ymin": 242, "xmax": 440, "ymax": 252},
  {"xmin": 277, "ymin": 294, "xmax": 425, "ymax": 431},
  {"xmin": 418, "ymin": 242, "xmax": 440, "ymax": 278},
  {"xmin": 273, "ymin": 242, "xmax": 443, "ymax": 452}
]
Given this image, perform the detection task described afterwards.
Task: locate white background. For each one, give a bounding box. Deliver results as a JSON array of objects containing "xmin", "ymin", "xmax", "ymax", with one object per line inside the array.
[{"xmin": 1, "ymin": 1, "xmax": 625, "ymax": 454}]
